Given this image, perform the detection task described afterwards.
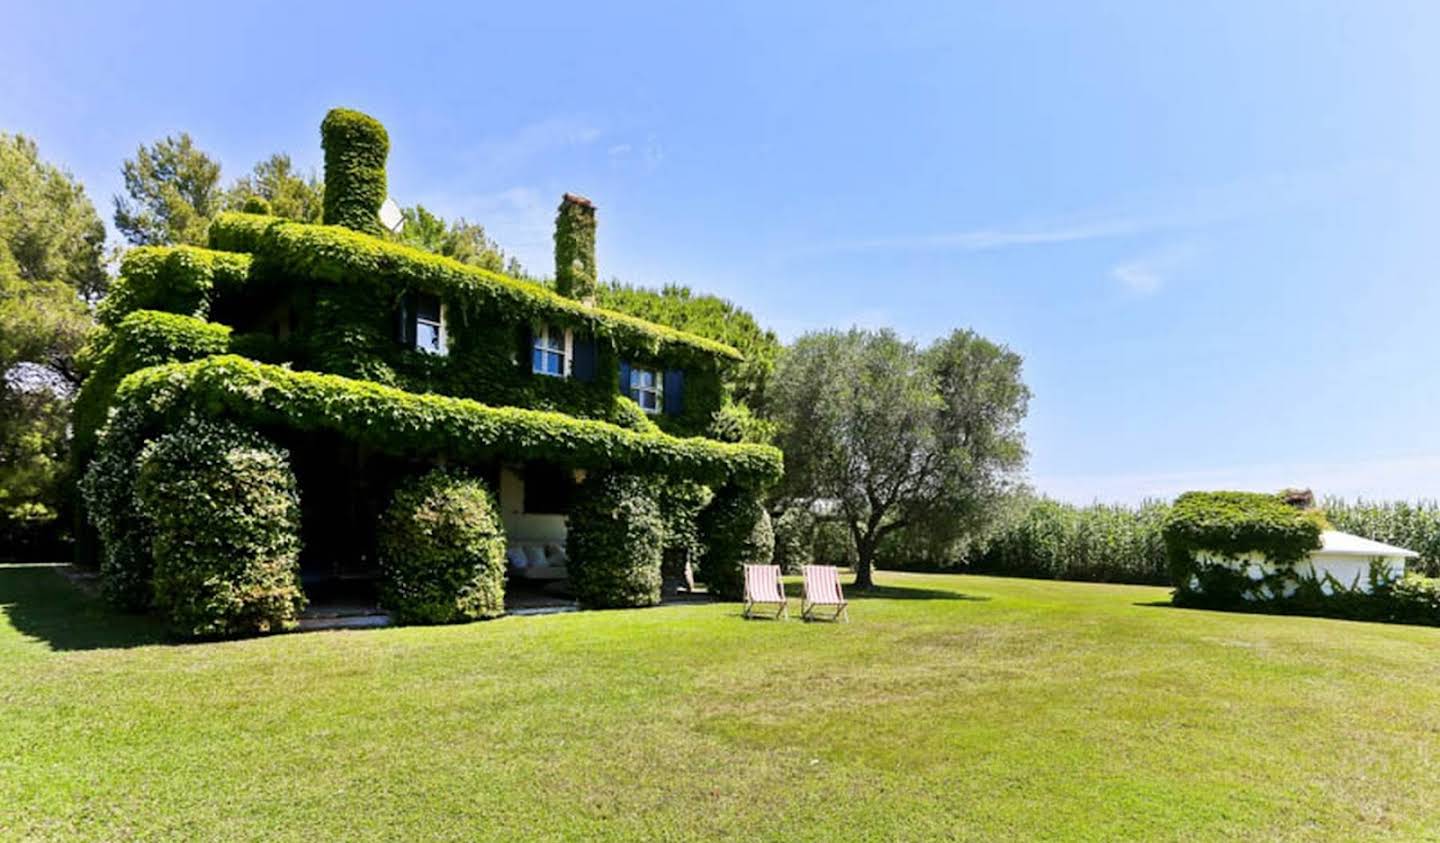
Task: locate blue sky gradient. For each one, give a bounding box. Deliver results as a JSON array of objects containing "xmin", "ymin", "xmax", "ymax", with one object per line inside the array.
[{"xmin": 5, "ymin": 1, "xmax": 1440, "ymax": 502}]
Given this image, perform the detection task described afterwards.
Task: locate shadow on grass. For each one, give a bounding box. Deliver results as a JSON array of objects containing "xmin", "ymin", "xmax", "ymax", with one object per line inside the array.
[
  {"xmin": 0, "ymin": 563, "xmax": 170, "ymax": 651},
  {"xmin": 846, "ymin": 583, "xmax": 990, "ymax": 602}
]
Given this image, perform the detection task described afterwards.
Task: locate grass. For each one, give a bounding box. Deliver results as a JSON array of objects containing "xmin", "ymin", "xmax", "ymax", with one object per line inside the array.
[{"xmin": 4, "ymin": 565, "xmax": 1440, "ymax": 841}]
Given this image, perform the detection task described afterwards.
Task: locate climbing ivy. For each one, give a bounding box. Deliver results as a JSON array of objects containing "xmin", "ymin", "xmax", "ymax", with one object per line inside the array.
[
  {"xmin": 554, "ymin": 193, "xmax": 597, "ymax": 300},
  {"xmin": 320, "ymin": 108, "xmax": 389, "ymax": 235}
]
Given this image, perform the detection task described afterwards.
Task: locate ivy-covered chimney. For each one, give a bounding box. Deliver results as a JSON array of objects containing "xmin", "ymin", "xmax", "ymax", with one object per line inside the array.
[
  {"xmin": 320, "ymin": 108, "xmax": 389, "ymax": 236},
  {"xmin": 554, "ymin": 193, "xmax": 597, "ymax": 302}
]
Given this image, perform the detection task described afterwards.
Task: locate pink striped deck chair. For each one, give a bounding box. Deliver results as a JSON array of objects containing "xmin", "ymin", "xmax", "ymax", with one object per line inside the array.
[
  {"xmin": 742, "ymin": 564, "xmax": 788, "ymax": 620},
  {"xmin": 801, "ymin": 565, "xmax": 849, "ymax": 622}
]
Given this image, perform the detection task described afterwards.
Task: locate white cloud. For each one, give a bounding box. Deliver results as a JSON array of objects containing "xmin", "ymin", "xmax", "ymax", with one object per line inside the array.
[
  {"xmin": 468, "ymin": 116, "xmax": 602, "ymax": 173},
  {"xmin": 1109, "ymin": 242, "xmax": 1197, "ymax": 296},
  {"xmin": 804, "ymin": 216, "xmax": 1157, "ymax": 256}
]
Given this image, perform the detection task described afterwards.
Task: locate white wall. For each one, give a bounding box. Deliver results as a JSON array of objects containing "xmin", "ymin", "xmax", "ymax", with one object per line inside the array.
[
  {"xmin": 1193, "ymin": 550, "xmax": 1404, "ymax": 598},
  {"xmin": 497, "ymin": 466, "xmax": 567, "ymax": 545}
]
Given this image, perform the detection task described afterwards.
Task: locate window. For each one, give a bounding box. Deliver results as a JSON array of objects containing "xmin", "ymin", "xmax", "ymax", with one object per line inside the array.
[
  {"xmin": 402, "ymin": 292, "xmax": 446, "ymax": 355},
  {"xmin": 628, "ymin": 366, "xmax": 663, "ymax": 414},
  {"xmin": 532, "ymin": 324, "xmax": 569, "ymax": 377}
]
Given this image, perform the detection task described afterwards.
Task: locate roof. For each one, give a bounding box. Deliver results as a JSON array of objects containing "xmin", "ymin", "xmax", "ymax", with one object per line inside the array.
[
  {"xmin": 1317, "ymin": 530, "xmax": 1419, "ymax": 559},
  {"xmin": 207, "ymin": 212, "xmax": 743, "ymax": 362}
]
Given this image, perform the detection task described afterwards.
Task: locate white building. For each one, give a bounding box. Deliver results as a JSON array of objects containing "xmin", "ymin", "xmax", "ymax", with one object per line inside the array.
[{"xmin": 1194, "ymin": 530, "xmax": 1418, "ymax": 600}]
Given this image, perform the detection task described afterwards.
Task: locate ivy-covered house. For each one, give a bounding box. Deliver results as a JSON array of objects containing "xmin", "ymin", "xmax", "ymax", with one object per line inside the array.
[{"xmin": 75, "ymin": 108, "xmax": 781, "ymax": 636}]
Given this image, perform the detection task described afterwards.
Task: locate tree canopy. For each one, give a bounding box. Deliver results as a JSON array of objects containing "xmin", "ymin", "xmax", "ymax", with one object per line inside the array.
[
  {"xmin": 224, "ymin": 153, "xmax": 324, "ymax": 223},
  {"xmin": 0, "ymin": 134, "xmax": 107, "ymax": 299},
  {"xmin": 393, "ymin": 204, "xmax": 527, "ymax": 277},
  {"xmin": 113, "ymin": 133, "xmax": 223, "ymax": 246},
  {"xmin": 769, "ymin": 327, "xmax": 1029, "ymax": 587}
]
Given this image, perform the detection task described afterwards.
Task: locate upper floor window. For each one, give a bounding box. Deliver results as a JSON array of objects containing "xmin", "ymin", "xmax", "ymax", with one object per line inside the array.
[
  {"xmin": 628, "ymin": 366, "xmax": 663, "ymax": 414},
  {"xmin": 398, "ymin": 292, "xmax": 446, "ymax": 356},
  {"xmin": 532, "ymin": 324, "xmax": 570, "ymax": 377}
]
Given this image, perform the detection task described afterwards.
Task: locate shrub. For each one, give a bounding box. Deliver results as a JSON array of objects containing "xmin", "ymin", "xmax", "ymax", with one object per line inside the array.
[
  {"xmin": 1388, "ymin": 573, "xmax": 1440, "ymax": 624},
  {"xmin": 321, "ymin": 108, "xmax": 389, "ymax": 235},
  {"xmin": 134, "ymin": 417, "xmax": 305, "ymax": 636},
  {"xmin": 79, "ymin": 410, "xmax": 155, "ymax": 610},
  {"xmin": 1164, "ymin": 491, "xmax": 1327, "ymax": 601},
  {"xmin": 697, "ymin": 486, "xmax": 775, "ymax": 599},
  {"xmin": 772, "ymin": 505, "xmax": 816, "ymax": 574},
  {"xmin": 566, "ymin": 471, "xmax": 664, "ymax": 608},
  {"xmin": 377, "ymin": 469, "xmax": 507, "ymax": 624}
]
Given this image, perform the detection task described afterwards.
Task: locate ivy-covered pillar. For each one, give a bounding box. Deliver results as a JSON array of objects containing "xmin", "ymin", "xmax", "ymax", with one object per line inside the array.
[
  {"xmin": 697, "ymin": 484, "xmax": 775, "ymax": 600},
  {"xmin": 554, "ymin": 193, "xmax": 597, "ymax": 302},
  {"xmin": 566, "ymin": 470, "xmax": 664, "ymax": 608},
  {"xmin": 320, "ymin": 108, "xmax": 389, "ymax": 236}
]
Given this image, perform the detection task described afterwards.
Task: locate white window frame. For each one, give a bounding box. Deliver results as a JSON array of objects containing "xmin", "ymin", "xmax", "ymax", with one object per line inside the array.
[
  {"xmin": 628, "ymin": 366, "xmax": 663, "ymax": 414},
  {"xmin": 532, "ymin": 324, "xmax": 573, "ymax": 378},
  {"xmin": 414, "ymin": 296, "xmax": 447, "ymax": 356}
]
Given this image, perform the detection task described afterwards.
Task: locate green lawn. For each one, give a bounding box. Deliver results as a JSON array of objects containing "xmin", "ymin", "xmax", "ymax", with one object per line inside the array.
[{"xmin": 4, "ymin": 565, "xmax": 1440, "ymax": 841}]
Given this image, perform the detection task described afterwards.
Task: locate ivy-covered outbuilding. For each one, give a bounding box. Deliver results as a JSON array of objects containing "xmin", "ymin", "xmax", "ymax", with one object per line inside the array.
[{"xmin": 77, "ymin": 108, "xmax": 780, "ymax": 636}]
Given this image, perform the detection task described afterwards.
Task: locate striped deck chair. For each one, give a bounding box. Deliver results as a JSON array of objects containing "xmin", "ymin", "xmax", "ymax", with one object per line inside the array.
[
  {"xmin": 801, "ymin": 565, "xmax": 849, "ymax": 622},
  {"xmin": 742, "ymin": 564, "xmax": 788, "ymax": 620}
]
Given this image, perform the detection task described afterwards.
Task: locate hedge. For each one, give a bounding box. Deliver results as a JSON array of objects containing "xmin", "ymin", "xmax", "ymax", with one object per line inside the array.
[
  {"xmin": 378, "ymin": 469, "xmax": 506, "ymax": 623},
  {"xmin": 206, "ymin": 212, "xmax": 742, "ymax": 362},
  {"xmin": 72, "ymin": 310, "xmax": 233, "ymax": 466},
  {"xmin": 134, "ymin": 417, "xmax": 305, "ymax": 636},
  {"xmin": 321, "ymin": 108, "xmax": 389, "ymax": 235},
  {"xmin": 98, "ymin": 246, "xmax": 252, "ymax": 327},
  {"xmin": 566, "ymin": 471, "xmax": 664, "ymax": 608},
  {"xmin": 1164, "ymin": 491, "xmax": 1326, "ymax": 578},
  {"xmin": 106, "ymin": 355, "xmax": 783, "ymax": 489},
  {"xmin": 697, "ymin": 486, "xmax": 775, "ymax": 599}
]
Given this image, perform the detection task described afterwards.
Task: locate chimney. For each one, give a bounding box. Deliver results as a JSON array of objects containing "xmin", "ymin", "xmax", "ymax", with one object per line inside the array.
[
  {"xmin": 320, "ymin": 108, "xmax": 390, "ymax": 236},
  {"xmin": 554, "ymin": 193, "xmax": 597, "ymax": 303}
]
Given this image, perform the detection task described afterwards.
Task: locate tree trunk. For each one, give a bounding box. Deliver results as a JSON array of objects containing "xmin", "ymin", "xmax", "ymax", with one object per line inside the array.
[{"xmin": 853, "ymin": 540, "xmax": 876, "ymax": 590}]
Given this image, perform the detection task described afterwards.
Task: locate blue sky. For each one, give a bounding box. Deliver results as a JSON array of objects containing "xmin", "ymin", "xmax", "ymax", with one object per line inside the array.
[{"xmin": 6, "ymin": 1, "xmax": 1440, "ymax": 503}]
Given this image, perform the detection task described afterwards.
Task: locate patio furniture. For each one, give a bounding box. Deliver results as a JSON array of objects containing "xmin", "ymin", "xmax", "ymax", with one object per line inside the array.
[
  {"xmin": 743, "ymin": 564, "xmax": 788, "ymax": 620},
  {"xmin": 801, "ymin": 565, "xmax": 849, "ymax": 622}
]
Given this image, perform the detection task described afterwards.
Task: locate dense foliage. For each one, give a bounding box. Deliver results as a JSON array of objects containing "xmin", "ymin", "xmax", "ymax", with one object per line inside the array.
[
  {"xmin": 566, "ymin": 471, "xmax": 665, "ymax": 608},
  {"xmin": 554, "ymin": 194, "xmax": 597, "ymax": 300},
  {"xmin": 1, "ymin": 133, "xmax": 108, "ymax": 299},
  {"xmin": 377, "ymin": 469, "xmax": 507, "ymax": 623},
  {"xmin": 596, "ymin": 281, "xmax": 779, "ymax": 409},
  {"xmin": 223, "ymin": 153, "xmax": 324, "ymax": 223},
  {"xmin": 1, "ymin": 133, "xmax": 106, "ymax": 552},
  {"xmin": 1324, "ymin": 497, "xmax": 1440, "ymax": 576},
  {"xmin": 320, "ymin": 108, "xmax": 388, "ymax": 235},
  {"xmin": 697, "ymin": 486, "xmax": 774, "ymax": 599},
  {"xmin": 770, "ymin": 328, "xmax": 1028, "ymax": 587},
  {"xmin": 1164, "ymin": 491, "xmax": 1327, "ymax": 578},
  {"xmin": 394, "ymin": 204, "xmax": 527, "ymax": 277},
  {"xmin": 113, "ymin": 132, "xmax": 223, "ymax": 247},
  {"xmin": 971, "ymin": 497, "xmax": 1171, "ymax": 585},
  {"xmin": 106, "ymin": 355, "xmax": 783, "ymax": 489},
  {"xmin": 208, "ymin": 212, "xmax": 742, "ymax": 362},
  {"xmin": 99, "ymin": 245, "xmax": 251, "ymax": 326},
  {"xmin": 134, "ymin": 417, "xmax": 305, "ymax": 636}
]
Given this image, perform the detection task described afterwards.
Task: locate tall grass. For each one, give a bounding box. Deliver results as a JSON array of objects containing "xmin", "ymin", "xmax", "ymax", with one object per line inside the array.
[
  {"xmin": 1322, "ymin": 497, "xmax": 1440, "ymax": 576},
  {"xmin": 972, "ymin": 497, "xmax": 1171, "ymax": 585}
]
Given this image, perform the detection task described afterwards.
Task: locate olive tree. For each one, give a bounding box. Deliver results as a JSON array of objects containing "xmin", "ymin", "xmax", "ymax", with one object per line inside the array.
[{"xmin": 769, "ymin": 328, "xmax": 1029, "ymax": 588}]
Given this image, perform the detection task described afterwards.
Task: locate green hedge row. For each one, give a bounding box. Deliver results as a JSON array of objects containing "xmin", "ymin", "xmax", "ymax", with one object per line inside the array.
[
  {"xmin": 206, "ymin": 211, "xmax": 742, "ymax": 362},
  {"xmin": 98, "ymin": 246, "xmax": 251, "ymax": 327},
  {"xmin": 378, "ymin": 469, "xmax": 507, "ymax": 623},
  {"xmin": 107, "ymin": 355, "xmax": 783, "ymax": 490},
  {"xmin": 566, "ymin": 471, "xmax": 664, "ymax": 608}
]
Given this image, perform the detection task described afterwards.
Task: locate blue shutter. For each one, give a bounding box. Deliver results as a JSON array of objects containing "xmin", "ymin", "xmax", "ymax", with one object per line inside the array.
[
  {"xmin": 397, "ymin": 293, "xmax": 417, "ymax": 347},
  {"xmin": 618, "ymin": 361, "xmax": 632, "ymax": 400},
  {"xmin": 573, "ymin": 334, "xmax": 597, "ymax": 382},
  {"xmin": 517, "ymin": 323, "xmax": 533, "ymax": 374},
  {"xmin": 663, "ymin": 368, "xmax": 684, "ymax": 415}
]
